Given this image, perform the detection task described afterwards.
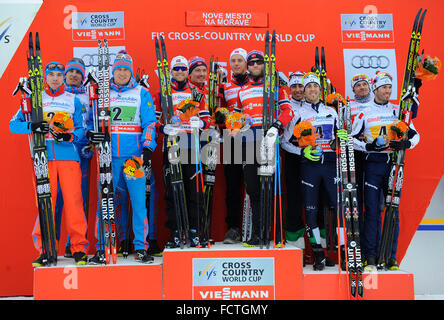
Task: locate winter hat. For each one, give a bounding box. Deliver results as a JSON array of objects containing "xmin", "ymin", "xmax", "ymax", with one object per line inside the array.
[
  {"xmin": 351, "ymin": 73, "xmax": 370, "ymax": 89},
  {"xmin": 230, "ymin": 48, "xmax": 248, "ymax": 62},
  {"xmin": 372, "ymin": 71, "xmax": 393, "ymax": 91},
  {"xmin": 188, "ymin": 56, "xmax": 207, "ymax": 74},
  {"xmin": 288, "ymin": 71, "xmax": 305, "ymax": 86},
  {"xmin": 65, "ymin": 57, "xmax": 86, "ymax": 80},
  {"xmin": 45, "ymin": 61, "xmax": 65, "ymax": 79},
  {"xmin": 302, "ymin": 72, "xmax": 321, "ymax": 89},
  {"xmin": 112, "ymin": 50, "xmax": 134, "ymax": 77},
  {"xmin": 247, "ymin": 50, "xmax": 264, "ymax": 62},
  {"xmin": 171, "ymin": 55, "xmax": 188, "ymax": 70}
]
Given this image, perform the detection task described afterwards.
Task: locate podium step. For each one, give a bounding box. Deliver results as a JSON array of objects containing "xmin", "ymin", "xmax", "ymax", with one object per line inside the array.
[
  {"xmin": 163, "ymin": 242, "xmax": 303, "ymax": 300},
  {"xmin": 33, "ymin": 255, "xmax": 163, "ymax": 300}
]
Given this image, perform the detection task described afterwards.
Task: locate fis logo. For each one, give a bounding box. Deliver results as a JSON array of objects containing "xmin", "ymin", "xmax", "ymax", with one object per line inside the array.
[
  {"xmin": 0, "ymin": 17, "xmax": 12, "ymax": 44},
  {"xmin": 199, "ymin": 262, "xmax": 217, "ymax": 280}
]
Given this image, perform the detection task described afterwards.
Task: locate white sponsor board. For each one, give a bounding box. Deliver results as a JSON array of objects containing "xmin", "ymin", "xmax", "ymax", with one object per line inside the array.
[
  {"xmin": 343, "ymin": 48, "xmax": 398, "ymax": 100},
  {"xmin": 0, "ymin": 0, "xmax": 42, "ymax": 79}
]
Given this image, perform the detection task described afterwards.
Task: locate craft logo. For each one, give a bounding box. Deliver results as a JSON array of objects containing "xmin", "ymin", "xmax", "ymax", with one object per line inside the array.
[
  {"xmin": 192, "ymin": 258, "xmax": 275, "ymax": 300},
  {"xmin": 72, "ymin": 12, "xmax": 125, "ymax": 41},
  {"xmin": 0, "ymin": 17, "xmax": 12, "ymax": 44},
  {"xmin": 341, "ymin": 14, "xmax": 394, "ymax": 43}
]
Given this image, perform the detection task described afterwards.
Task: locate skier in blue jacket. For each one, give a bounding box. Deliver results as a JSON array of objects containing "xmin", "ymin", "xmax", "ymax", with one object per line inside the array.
[{"xmin": 87, "ymin": 50, "xmax": 157, "ymax": 264}]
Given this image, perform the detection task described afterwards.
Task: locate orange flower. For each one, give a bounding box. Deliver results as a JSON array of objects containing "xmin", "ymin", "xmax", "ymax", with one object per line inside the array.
[
  {"xmin": 123, "ymin": 157, "xmax": 144, "ymax": 178},
  {"xmin": 177, "ymin": 99, "xmax": 200, "ymax": 122},
  {"xmin": 416, "ymin": 55, "xmax": 441, "ymax": 81},
  {"xmin": 326, "ymin": 93, "xmax": 346, "ymax": 109},
  {"xmin": 293, "ymin": 121, "xmax": 319, "ymax": 147},
  {"xmin": 388, "ymin": 120, "xmax": 409, "ymax": 141},
  {"xmin": 50, "ymin": 112, "xmax": 74, "ymax": 133},
  {"xmin": 226, "ymin": 112, "xmax": 244, "ymax": 130}
]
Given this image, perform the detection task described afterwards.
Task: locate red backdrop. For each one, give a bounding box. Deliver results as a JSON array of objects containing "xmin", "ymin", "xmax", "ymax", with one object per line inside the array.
[{"xmin": 1, "ymin": 0, "xmax": 443, "ymax": 296}]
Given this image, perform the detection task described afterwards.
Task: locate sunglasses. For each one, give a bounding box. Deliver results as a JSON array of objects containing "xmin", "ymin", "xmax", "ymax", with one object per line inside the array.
[
  {"xmin": 46, "ymin": 63, "xmax": 65, "ymax": 71},
  {"xmin": 247, "ymin": 60, "xmax": 264, "ymax": 67},
  {"xmin": 172, "ymin": 66, "xmax": 187, "ymax": 72},
  {"xmin": 116, "ymin": 53, "xmax": 132, "ymax": 60},
  {"xmin": 377, "ymin": 72, "xmax": 393, "ymax": 80},
  {"xmin": 351, "ymin": 74, "xmax": 369, "ymax": 82}
]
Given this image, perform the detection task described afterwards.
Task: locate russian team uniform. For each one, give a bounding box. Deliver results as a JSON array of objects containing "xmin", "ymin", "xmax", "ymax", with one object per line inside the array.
[
  {"xmin": 89, "ymin": 81, "xmax": 157, "ymax": 252},
  {"xmin": 9, "ymin": 86, "xmax": 88, "ymax": 255}
]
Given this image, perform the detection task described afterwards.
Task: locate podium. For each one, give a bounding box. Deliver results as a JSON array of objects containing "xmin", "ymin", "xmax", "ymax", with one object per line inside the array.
[
  {"xmin": 33, "ymin": 243, "xmax": 414, "ymax": 300},
  {"xmin": 33, "ymin": 255, "xmax": 163, "ymax": 300}
]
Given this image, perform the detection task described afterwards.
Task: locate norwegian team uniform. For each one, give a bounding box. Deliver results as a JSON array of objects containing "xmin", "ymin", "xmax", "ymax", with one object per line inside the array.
[{"xmin": 352, "ymin": 99, "xmax": 420, "ymax": 261}]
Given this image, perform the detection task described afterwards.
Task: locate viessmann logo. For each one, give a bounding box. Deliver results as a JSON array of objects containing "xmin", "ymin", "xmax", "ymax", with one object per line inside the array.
[
  {"xmin": 0, "ymin": 17, "xmax": 12, "ymax": 44},
  {"xmin": 341, "ymin": 13, "xmax": 394, "ymax": 43}
]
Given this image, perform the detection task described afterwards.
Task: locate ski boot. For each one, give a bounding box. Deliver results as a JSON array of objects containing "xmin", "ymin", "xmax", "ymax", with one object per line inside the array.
[
  {"xmin": 189, "ymin": 229, "xmax": 200, "ymax": 247},
  {"xmin": 364, "ymin": 256, "xmax": 377, "ymax": 272},
  {"xmin": 117, "ymin": 239, "xmax": 132, "ymax": 258},
  {"xmin": 135, "ymin": 249, "xmax": 154, "ymax": 264},
  {"xmin": 387, "ymin": 258, "xmax": 399, "ymax": 271},
  {"xmin": 32, "ymin": 254, "xmax": 48, "ymax": 268},
  {"xmin": 165, "ymin": 230, "xmax": 181, "ymax": 249},
  {"xmin": 147, "ymin": 239, "xmax": 163, "ymax": 257},
  {"xmin": 88, "ymin": 250, "xmax": 106, "ymax": 265},
  {"xmin": 312, "ymin": 245, "xmax": 326, "ymax": 271},
  {"xmin": 73, "ymin": 252, "xmax": 87, "ymax": 266},
  {"xmin": 223, "ymin": 227, "xmax": 241, "ymax": 244},
  {"xmin": 64, "ymin": 244, "xmax": 73, "ymax": 258}
]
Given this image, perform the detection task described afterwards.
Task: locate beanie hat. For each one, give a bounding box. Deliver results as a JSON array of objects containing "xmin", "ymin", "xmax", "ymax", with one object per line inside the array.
[
  {"xmin": 351, "ymin": 73, "xmax": 370, "ymax": 89},
  {"xmin": 302, "ymin": 72, "xmax": 321, "ymax": 89},
  {"xmin": 247, "ymin": 50, "xmax": 264, "ymax": 62},
  {"xmin": 45, "ymin": 61, "xmax": 65, "ymax": 79},
  {"xmin": 372, "ymin": 71, "xmax": 393, "ymax": 91},
  {"xmin": 65, "ymin": 58, "xmax": 86, "ymax": 80},
  {"xmin": 230, "ymin": 48, "xmax": 248, "ymax": 62},
  {"xmin": 112, "ymin": 50, "xmax": 134, "ymax": 77},
  {"xmin": 289, "ymin": 71, "xmax": 305, "ymax": 86},
  {"xmin": 171, "ymin": 55, "xmax": 188, "ymax": 70},
  {"xmin": 188, "ymin": 56, "xmax": 207, "ymax": 74}
]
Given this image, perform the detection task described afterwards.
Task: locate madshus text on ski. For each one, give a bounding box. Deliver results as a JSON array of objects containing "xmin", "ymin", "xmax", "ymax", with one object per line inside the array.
[{"xmin": 8, "ymin": 8, "xmax": 427, "ymax": 299}]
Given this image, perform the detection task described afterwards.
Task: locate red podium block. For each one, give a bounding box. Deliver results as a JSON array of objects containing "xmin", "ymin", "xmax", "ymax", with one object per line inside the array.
[
  {"xmin": 33, "ymin": 256, "xmax": 163, "ymax": 300},
  {"xmin": 302, "ymin": 268, "xmax": 414, "ymax": 300},
  {"xmin": 163, "ymin": 243, "xmax": 303, "ymax": 300}
]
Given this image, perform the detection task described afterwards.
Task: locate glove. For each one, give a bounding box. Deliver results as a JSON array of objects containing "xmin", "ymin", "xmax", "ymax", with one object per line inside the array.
[
  {"xmin": 142, "ymin": 147, "xmax": 152, "ymax": 168},
  {"xmin": 365, "ymin": 136, "xmax": 388, "ymax": 152},
  {"xmin": 30, "ymin": 121, "xmax": 49, "ymax": 134},
  {"xmin": 80, "ymin": 144, "xmax": 94, "ymax": 159},
  {"xmin": 163, "ymin": 124, "xmax": 181, "ymax": 136},
  {"xmin": 303, "ymin": 145, "xmax": 321, "ymax": 161},
  {"xmin": 190, "ymin": 116, "xmax": 202, "ymax": 129},
  {"xmin": 86, "ymin": 130, "xmax": 105, "ymax": 144},
  {"xmin": 389, "ymin": 140, "xmax": 412, "ymax": 151},
  {"xmin": 51, "ymin": 131, "xmax": 73, "ymax": 142},
  {"xmin": 337, "ymin": 129, "xmax": 348, "ymax": 141}
]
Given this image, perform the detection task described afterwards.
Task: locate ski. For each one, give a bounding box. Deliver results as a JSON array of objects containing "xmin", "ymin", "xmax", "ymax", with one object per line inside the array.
[
  {"xmin": 378, "ymin": 8, "xmax": 427, "ymax": 269},
  {"xmin": 27, "ymin": 32, "xmax": 57, "ymax": 266},
  {"xmin": 94, "ymin": 39, "xmax": 117, "ymax": 264},
  {"xmin": 201, "ymin": 56, "xmax": 219, "ymax": 247},
  {"xmin": 155, "ymin": 36, "xmax": 190, "ymax": 248},
  {"xmin": 320, "ymin": 47, "xmax": 328, "ymax": 104},
  {"xmin": 338, "ymin": 98, "xmax": 364, "ymax": 298},
  {"xmin": 259, "ymin": 30, "xmax": 270, "ymax": 249}
]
